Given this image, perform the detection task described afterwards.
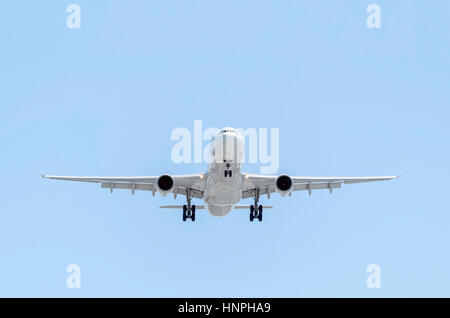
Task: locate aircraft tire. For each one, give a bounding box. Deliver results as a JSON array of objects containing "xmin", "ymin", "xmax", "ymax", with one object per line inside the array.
[{"xmin": 182, "ymin": 205, "xmax": 187, "ymax": 222}]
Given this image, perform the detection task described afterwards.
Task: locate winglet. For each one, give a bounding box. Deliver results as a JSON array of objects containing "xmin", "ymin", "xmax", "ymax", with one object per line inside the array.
[
  {"xmin": 397, "ymin": 169, "xmax": 405, "ymax": 178},
  {"xmin": 37, "ymin": 170, "xmax": 46, "ymax": 178}
]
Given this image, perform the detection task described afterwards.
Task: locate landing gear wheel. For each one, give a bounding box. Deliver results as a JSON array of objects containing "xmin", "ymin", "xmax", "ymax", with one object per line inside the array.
[
  {"xmin": 182, "ymin": 205, "xmax": 187, "ymax": 222},
  {"xmin": 250, "ymin": 188, "xmax": 262, "ymax": 223},
  {"xmin": 191, "ymin": 205, "xmax": 196, "ymax": 222}
]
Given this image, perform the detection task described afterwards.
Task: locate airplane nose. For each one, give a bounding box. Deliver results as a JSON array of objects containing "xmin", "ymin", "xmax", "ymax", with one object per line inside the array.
[{"xmin": 213, "ymin": 133, "xmax": 244, "ymax": 163}]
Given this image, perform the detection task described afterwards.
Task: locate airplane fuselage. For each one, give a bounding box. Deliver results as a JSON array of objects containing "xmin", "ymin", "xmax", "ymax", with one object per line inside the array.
[
  {"xmin": 204, "ymin": 162, "xmax": 242, "ymax": 216},
  {"xmin": 203, "ymin": 128, "xmax": 245, "ymax": 216}
]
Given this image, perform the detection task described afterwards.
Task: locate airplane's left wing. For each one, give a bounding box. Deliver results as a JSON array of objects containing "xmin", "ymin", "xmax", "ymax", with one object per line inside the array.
[
  {"xmin": 242, "ymin": 173, "xmax": 400, "ymax": 199},
  {"xmin": 41, "ymin": 173, "xmax": 206, "ymax": 198}
]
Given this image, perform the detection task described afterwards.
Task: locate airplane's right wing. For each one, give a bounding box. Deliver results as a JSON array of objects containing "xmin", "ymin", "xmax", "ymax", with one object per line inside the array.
[{"xmin": 41, "ymin": 173, "xmax": 206, "ymax": 198}]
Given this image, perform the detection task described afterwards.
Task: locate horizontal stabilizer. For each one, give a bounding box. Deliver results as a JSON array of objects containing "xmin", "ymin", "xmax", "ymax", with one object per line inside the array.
[
  {"xmin": 234, "ymin": 205, "xmax": 273, "ymax": 209},
  {"xmin": 159, "ymin": 205, "xmax": 273, "ymax": 210},
  {"xmin": 159, "ymin": 205, "xmax": 205, "ymax": 209}
]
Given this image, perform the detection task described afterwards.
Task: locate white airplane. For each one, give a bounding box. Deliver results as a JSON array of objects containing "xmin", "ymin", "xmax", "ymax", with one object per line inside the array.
[{"xmin": 42, "ymin": 127, "xmax": 400, "ymax": 222}]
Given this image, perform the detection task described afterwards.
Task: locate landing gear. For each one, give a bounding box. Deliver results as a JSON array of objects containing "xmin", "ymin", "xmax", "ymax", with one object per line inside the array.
[
  {"xmin": 191, "ymin": 205, "xmax": 196, "ymax": 221},
  {"xmin": 249, "ymin": 204, "xmax": 263, "ymax": 222},
  {"xmin": 249, "ymin": 189, "xmax": 263, "ymax": 222},
  {"xmin": 182, "ymin": 189, "xmax": 196, "ymax": 222},
  {"xmin": 182, "ymin": 204, "xmax": 196, "ymax": 221}
]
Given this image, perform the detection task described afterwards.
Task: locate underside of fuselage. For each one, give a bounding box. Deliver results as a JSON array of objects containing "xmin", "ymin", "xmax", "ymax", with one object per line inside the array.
[
  {"xmin": 205, "ymin": 203, "xmax": 234, "ymax": 217},
  {"xmin": 203, "ymin": 160, "xmax": 242, "ymax": 216}
]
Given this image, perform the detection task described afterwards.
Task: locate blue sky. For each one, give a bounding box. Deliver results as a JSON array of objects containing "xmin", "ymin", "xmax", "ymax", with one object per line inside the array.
[{"xmin": 1, "ymin": 0, "xmax": 449, "ymax": 297}]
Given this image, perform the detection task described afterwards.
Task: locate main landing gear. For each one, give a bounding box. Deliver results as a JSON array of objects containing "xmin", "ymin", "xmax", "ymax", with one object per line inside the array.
[
  {"xmin": 250, "ymin": 204, "xmax": 263, "ymax": 222},
  {"xmin": 183, "ymin": 204, "xmax": 196, "ymax": 222},
  {"xmin": 183, "ymin": 189, "xmax": 196, "ymax": 222},
  {"xmin": 249, "ymin": 189, "xmax": 263, "ymax": 222}
]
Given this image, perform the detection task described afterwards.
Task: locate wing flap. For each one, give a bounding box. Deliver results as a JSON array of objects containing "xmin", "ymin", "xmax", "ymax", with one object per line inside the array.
[
  {"xmin": 293, "ymin": 182, "xmax": 342, "ymax": 191},
  {"xmin": 175, "ymin": 187, "xmax": 203, "ymax": 199},
  {"xmin": 101, "ymin": 182, "xmax": 154, "ymax": 191}
]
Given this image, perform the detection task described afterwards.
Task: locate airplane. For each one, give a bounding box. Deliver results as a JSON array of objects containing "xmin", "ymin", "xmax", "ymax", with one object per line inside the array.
[{"xmin": 41, "ymin": 127, "xmax": 400, "ymax": 222}]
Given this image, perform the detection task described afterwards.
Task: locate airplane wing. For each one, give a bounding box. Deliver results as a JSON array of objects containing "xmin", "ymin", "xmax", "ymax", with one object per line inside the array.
[
  {"xmin": 241, "ymin": 172, "xmax": 401, "ymax": 199},
  {"xmin": 41, "ymin": 173, "xmax": 206, "ymax": 198}
]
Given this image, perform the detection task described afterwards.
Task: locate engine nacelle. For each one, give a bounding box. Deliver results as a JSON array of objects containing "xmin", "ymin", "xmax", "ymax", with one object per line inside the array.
[
  {"xmin": 275, "ymin": 175, "xmax": 293, "ymax": 196},
  {"xmin": 156, "ymin": 174, "xmax": 175, "ymax": 196}
]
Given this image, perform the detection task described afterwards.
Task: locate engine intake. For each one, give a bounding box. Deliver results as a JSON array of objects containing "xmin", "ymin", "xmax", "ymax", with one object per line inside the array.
[
  {"xmin": 157, "ymin": 175, "xmax": 175, "ymax": 196},
  {"xmin": 275, "ymin": 175, "xmax": 293, "ymax": 196}
]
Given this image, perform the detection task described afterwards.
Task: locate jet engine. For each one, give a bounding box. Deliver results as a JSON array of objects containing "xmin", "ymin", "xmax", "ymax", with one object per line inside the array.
[
  {"xmin": 156, "ymin": 174, "xmax": 175, "ymax": 196},
  {"xmin": 275, "ymin": 175, "xmax": 293, "ymax": 196}
]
